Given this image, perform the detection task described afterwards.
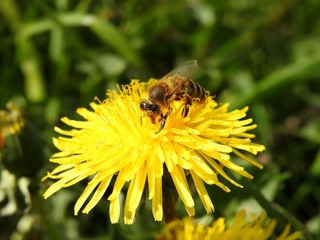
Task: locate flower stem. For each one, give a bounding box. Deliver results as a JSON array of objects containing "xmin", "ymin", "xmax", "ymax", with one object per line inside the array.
[{"xmin": 163, "ymin": 168, "xmax": 178, "ymax": 223}]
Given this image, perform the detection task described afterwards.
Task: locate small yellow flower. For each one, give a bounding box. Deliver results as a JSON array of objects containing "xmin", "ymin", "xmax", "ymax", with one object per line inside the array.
[
  {"xmin": 0, "ymin": 102, "xmax": 25, "ymax": 157},
  {"xmin": 0, "ymin": 102, "xmax": 25, "ymax": 138},
  {"xmin": 156, "ymin": 210, "xmax": 302, "ymax": 240},
  {"xmin": 43, "ymin": 79, "xmax": 265, "ymax": 224}
]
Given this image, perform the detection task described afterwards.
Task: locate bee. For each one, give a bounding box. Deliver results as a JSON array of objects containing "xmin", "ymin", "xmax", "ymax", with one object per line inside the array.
[{"xmin": 140, "ymin": 60, "xmax": 209, "ymax": 133}]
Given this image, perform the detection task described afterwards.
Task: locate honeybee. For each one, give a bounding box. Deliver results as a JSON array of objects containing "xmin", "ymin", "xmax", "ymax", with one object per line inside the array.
[{"xmin": 140, "ymin": 60, "xmax": 209, "ymax": 133}]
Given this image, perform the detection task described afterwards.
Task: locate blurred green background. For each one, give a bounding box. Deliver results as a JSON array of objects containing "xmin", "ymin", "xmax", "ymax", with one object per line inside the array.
[{"xmin": 1, "ymin": 0, "xmax": 319, "ymax": 239}]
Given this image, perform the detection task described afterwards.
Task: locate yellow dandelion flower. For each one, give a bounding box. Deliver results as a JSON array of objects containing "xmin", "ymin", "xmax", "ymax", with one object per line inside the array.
[
  {"xmin": 0, "ymin": 102, "xmax": 25, "ymax": 138},
  {"xmin": 0, "ymin": 102, "xmax": 25, "ymax": 159},
  {"xmin": 156, "ymin": 210, "xmax": 302, "ymax": 240},
  {"xmin": 43, "ymin": 79, "xmax": 265, "ymax": 224}
]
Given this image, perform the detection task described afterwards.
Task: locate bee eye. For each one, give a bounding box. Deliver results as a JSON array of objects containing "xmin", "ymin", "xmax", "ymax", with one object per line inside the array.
[
  {"xmin": 140, "ymin": 101, "xmax": 148, "ymax": 110},
  {"xmin": 150, "ymin": 105, "xmax": 160, "ymax": 113}
]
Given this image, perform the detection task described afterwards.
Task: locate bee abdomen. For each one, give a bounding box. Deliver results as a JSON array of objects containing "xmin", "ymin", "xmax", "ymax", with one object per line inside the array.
[{"xmin": 187, "ymin": 80, "xmax": 207, "ymax": 102}]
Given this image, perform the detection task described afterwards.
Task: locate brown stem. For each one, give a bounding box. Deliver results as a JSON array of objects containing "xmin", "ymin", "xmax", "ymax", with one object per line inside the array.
[{"xmin": 162, "ymin": 168, "xmax": 178, "ymax": 223}]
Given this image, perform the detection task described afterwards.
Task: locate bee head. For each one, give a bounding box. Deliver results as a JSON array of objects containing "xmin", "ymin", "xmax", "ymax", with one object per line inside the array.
[{"xmin": 140, "ymin": 100, "xmax": 161, "ymax": 114}]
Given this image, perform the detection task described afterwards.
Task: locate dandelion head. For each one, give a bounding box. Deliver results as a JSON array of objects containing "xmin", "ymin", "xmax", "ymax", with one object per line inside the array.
[
  {"xmin": 156, "ymin": 210, "xmax": 302, "ymax": 240},
  {"xmin": 43, "ymin": 79, "xmax": 265, "ymax": 224},
  {"xmin": 0, "ymin": 102, "xmax": 25, "ymax": 138}
]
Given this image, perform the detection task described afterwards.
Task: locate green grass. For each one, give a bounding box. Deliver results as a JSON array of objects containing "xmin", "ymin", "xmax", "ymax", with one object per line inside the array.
[{"xmin": 1, "ymin": 0, "xmax": 319, "ymax": 239}]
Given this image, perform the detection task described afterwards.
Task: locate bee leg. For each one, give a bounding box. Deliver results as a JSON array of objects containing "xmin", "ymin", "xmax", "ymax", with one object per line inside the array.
[
  {"xmin": 182, "ymin": 95, "xmax": 192, "ymax": 117},
  {"xmin": 156, "ymin": 109, "xmax": 170, "ymax": 134}
]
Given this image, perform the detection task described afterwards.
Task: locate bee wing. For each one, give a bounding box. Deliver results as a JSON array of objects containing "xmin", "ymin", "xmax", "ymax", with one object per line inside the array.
[{"xmin": 163, "ymin": 60, "xmax": 198, "ymax": 80}]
